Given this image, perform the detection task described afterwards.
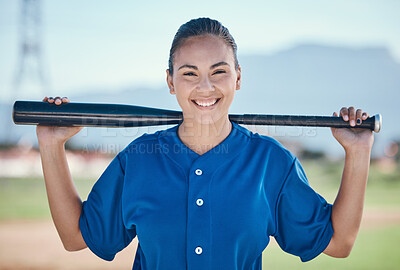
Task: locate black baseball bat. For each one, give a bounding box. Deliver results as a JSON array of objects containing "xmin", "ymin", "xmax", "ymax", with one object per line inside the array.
[{"xmin": 12, "ymin": 101, "xmax": 382, "ymax": 133}]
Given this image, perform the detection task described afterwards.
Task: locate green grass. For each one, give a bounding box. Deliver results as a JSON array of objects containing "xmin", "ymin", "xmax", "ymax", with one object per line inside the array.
[
  {"xmin": 0, "ymin": 177, "xmax": 96, "ymax": 220},
  {"xmin": 302, "ymin": 159, "xmax": 400, "ymax": 208},
  {"xmin": 263, "ymin": 225, "xmax": 400, "ymax": 270}
]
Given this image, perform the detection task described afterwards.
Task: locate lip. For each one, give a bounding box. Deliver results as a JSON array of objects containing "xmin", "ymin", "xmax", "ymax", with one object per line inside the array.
[{"xmin": 191, "ymin": 98, "xmax": 221, "ymax": 110}]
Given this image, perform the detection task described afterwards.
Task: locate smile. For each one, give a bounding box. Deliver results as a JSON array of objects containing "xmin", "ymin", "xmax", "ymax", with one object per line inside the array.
[{"xmin": 192, "ymin": 98, "xmax": 221, "ymax": 108}]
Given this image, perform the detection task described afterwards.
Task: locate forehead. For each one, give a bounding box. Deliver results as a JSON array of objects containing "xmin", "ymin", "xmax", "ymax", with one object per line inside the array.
[{"xmin": 174, "ymin": 35, "xmax": 235, "ymax": 66}]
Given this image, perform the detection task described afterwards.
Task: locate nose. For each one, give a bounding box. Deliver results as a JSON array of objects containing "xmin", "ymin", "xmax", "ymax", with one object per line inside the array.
[{"xmin": 197, "ymin": 75, "xmax": 215, "ymax": 93}]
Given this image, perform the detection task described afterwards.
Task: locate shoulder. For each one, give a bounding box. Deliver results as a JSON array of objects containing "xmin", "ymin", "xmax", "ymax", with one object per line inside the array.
[
  {"xmin": 116, "ymin": 125, "xmax": 176, "ymax": 159},
  {"xmin": 233, "ymin": 122, "xmax": 295, "ymax": 162}
]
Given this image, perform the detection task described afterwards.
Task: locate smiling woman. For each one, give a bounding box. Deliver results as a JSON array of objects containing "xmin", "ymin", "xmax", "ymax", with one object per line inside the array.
[
  {"xmin": 35, "ymin": 17, "xmax": 374, "ymax": 270},
  {"xmin": 165, "ymin": 19, "xmax": 242, "ymax": 155},
  {"xmin": 166, "ymin": 33, "xmax": 241, "ymax": 154}
]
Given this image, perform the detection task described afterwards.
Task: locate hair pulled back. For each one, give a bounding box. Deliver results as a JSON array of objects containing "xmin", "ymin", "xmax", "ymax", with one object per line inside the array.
[{"xmin": 168, "ymin": 17, "xmax": 239, "ymax": 75}]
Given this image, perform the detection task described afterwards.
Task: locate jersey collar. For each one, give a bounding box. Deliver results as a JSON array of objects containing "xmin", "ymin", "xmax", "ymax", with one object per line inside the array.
[{"xmin": 158, "ymin": 120, "xmax": 251, "ymax": 174}]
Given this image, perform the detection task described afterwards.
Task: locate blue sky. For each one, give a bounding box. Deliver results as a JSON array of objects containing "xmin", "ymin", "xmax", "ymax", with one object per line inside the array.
[{"xmin": 1, "ymin": 0, "xmax": 399, "ymax": 99}]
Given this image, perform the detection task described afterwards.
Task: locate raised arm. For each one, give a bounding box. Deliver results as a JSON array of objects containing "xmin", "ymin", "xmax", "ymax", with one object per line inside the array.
[
  {"xmin": 36, "ymin": 96, "xmax": 87, "ymax": 251},
  {"xmin": 323, "ymin": 107, "xmax": 374, "ymax": 258}
]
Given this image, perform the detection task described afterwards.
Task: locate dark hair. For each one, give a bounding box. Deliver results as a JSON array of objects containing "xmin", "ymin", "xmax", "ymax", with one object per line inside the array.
[{"xmin": 168, "ymin": 17, "xmax": 239, "ymax": 75}]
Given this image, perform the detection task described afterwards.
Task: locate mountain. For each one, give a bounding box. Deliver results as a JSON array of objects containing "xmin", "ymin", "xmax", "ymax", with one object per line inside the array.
[
  {"xmin": 2, "ymin": 44, "xmax": 399, "ymax": 157},
  {"xmin": 235, "ymin": 44, "xmax": 400, "ymax": 114},
  {"xmin": 232, "ymin": 44, "xmax": 400, "ymax": 156}
]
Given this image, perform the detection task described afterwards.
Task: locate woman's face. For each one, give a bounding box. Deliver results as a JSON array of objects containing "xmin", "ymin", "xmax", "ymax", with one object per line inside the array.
[{"xmin": 167, "ymin": 35, "xmax": 241, "ymax": 126}]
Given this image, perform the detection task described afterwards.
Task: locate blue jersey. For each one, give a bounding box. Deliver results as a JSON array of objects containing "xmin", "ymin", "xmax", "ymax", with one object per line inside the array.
[{"xmin": 79, "ymin": 121, "xmax": 333, "ymax": 270}]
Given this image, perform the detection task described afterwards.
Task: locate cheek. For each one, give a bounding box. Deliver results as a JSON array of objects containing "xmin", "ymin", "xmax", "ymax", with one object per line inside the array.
[
  {"xmin": 213, "ymin": 76, "xmax": 237, "ymax": 91},
  {"xmin": 175, "ymin": 77, "xmax": 197, "ymax": 91},
  {"xmin": 174, "ymin": 84, "xmax": 193, "ymax": 106}
]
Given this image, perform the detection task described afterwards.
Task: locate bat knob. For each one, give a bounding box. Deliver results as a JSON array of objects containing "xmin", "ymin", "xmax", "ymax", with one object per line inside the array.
[{"xmin": 373, "ymin": 114, "xmax": 382, "ymax": 133}]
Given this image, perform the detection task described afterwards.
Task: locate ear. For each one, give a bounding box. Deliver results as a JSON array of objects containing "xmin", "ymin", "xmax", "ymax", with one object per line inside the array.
[
  {"xmin": 235, "ymin": 65, "xmax": 242, "ymax": 90},
  {"xmin": 166, "ymin": 69, "xmax": 175, "ymax": 95}
]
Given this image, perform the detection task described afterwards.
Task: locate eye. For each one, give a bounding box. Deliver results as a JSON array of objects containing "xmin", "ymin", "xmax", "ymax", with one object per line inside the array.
[
  {"xmin": 183, "ymin": 72, "xmax": 196, "ymax": 76},
  {"xmin": 213, "ymin": 70, "xmax": 226, "ymax": 75}
]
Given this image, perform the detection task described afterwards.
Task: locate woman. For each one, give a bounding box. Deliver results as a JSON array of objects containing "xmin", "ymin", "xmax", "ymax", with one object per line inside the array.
[{"xmin": 37, "ymin": 18, "xmax": 374, "ymax": 269}]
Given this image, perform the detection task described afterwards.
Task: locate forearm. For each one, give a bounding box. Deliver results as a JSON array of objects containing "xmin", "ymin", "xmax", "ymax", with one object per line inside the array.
[
  {"xmin": 325, "ymin": 148, "xmax": 371, "ymax": 257},
  {"xmin": 39, "ymin": 142, "xmax": 86, "ymax": 251}
]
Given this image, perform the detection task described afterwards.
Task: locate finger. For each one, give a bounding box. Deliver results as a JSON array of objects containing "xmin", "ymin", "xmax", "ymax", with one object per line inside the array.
[
  {"xmin": 356, "ymin": 109, "xmax": 363, "ymax": 125},
  {"xmin": 362, "ymin": 112, "xmax": 369, "ymax": 120},
  {"xmin": 61, "ymin": 97, "xmax": 70, "ymax": 103},
  {"xmin": 340, "ymin": 107, "xmax": 349, "ymax": 121},
  {"xmin": 48, "ymin": 97, "xmax": 54, "ymax": 103},
  {"xmin": 348, "ymin": 106, "xmax": 356, "ymax": 127},
  {"xmin": 333, "ymin": 112, "xmax": 338, "ymax": 117},
  {"xmin": 54, "ymin": 96, "xmax": 63, "ymax": 105},
  {"xmin": 42, "ymin": 96, "xmax": 48, "ymax": 102}
]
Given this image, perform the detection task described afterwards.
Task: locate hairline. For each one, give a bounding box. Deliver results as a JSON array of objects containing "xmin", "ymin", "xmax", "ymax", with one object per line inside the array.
[{"xmin": 177, "ymin": 61, "xmax": 231, "ymax": 72}]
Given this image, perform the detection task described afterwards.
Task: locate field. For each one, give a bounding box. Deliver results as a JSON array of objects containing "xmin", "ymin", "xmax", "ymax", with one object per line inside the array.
[{"xmin": 0, "ymin": 159, "xmax": 399, "ymax": 269}]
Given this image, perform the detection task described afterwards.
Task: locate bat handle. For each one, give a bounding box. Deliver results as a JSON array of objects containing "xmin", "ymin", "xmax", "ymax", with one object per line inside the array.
[{"xmin": 230, "ymin": 113, "xmax": 382, "ymax": 133}]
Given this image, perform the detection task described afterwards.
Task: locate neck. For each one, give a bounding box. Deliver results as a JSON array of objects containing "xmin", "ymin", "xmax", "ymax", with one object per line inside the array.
[{"xmin": 178, "ymin": 115, "xmax": 232, "ymax": 155}]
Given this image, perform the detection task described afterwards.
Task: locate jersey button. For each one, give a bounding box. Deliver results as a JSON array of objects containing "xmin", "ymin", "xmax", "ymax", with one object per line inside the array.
[
  {"xmin": 195, "ymin": 169, "xmax": 203, "ymax": 176},
  {"xmin": 196, "ymin": 198, "xmax": 204, "ymax": 206},
  {"xmin": 195, "ymin": 246, "xmax": 203, "ymax": 255}
]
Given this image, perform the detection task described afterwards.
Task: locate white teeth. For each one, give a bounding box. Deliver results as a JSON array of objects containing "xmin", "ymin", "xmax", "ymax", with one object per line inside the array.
[{"xmin": 193, "ymin": 99, "xmax": 218, "ymax": 107}]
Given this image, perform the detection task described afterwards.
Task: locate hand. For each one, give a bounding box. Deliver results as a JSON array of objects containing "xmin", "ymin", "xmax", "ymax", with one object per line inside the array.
[
  {"xmin": 36, "ymin": 96, "xmax": 83, "ymax": 146},
  {"xmin": 331, "ymin": 107, "xmax": 374, "ymax": 152}
]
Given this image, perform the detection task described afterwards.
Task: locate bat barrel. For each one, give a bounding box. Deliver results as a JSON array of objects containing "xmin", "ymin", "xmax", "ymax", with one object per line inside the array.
[
  {"xmin": 13, "ymin": 101, "xmax": 184, "ymax": 128},
  {"xmin": 13, "ymin": 101, "xmax": 382, "ymax": 132}
]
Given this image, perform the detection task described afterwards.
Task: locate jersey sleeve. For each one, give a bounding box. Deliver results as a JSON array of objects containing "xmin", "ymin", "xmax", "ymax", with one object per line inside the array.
[
  {"xmin": 273, "ymin": 157, "xmax": 334, "ymax": 262},
  {"xmin": 79, "ymin": 153, "xmax": 136, "ymax": 261}
]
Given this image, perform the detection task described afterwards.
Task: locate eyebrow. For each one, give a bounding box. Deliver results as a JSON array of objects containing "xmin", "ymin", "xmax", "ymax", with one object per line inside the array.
[
  {"xmin": 210, "ymin": 61, "xmax": 229, "ymax": 69},
  {"xmin": 178, "ymin": 64, "xmax": 198, "ymax": 71},
  {"xmin": 177, "ymin": 61, "xmax": 230, "ymax": 71}
]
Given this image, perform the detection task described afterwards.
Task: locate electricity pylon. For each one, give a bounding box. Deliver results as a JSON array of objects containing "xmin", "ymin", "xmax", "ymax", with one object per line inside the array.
[{"xmin": 13, "ymin": 0, "xmax": 49, "ymax": 100}]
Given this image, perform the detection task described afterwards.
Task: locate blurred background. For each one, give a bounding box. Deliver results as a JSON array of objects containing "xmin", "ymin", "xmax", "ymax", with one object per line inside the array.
[{"xmin": 0, "ymin": 0, "xmax": 399, "ymax": 269}]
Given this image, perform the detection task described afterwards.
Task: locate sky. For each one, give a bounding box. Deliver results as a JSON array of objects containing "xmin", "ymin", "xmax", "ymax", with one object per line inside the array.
[{"xmin": 0, "ymin": 0, "xmax": 399, "ymax": 99}]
